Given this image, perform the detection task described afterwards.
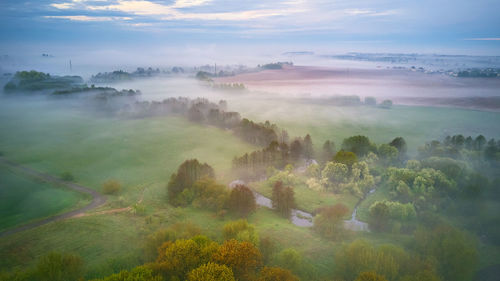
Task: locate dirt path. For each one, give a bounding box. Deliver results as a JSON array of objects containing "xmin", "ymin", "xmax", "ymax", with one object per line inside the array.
[{"xmin": 0, "ymin": 157, "xmax": 106, "ymax": 238}]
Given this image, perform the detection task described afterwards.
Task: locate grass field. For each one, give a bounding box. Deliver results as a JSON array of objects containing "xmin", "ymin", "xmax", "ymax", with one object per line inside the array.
[
  {"xmin": 1, "ymin": 91, "xmax": 499, "ymax": 279},
  {"xmin": 0, "ymin": 166, "xmax": 88, "ymax": 232},
  {"xmin": 228, "ymin": 97, "xmax": 500, "ymax": 155}
]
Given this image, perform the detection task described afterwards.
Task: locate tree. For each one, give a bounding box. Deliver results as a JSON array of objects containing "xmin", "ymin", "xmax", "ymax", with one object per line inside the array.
[
  {"xmin": 290, "ymin": 139, "xmax": 303, "ymax": 161},
  {"xmin": 333, "ymin": 150, "xmax": 358, "ymax": 166},
  {"xmin": 378, "ymin": 144, "xmax": 398, "ymax": 163},
  {"xmin": 187, "ymin": 263, "xmax": 235, "ymax": 281},
  {"xmin": 342, "ymin": 136, "xmax": 375, "ymax": 157},
  {"xmin": 369, "ymin": 201, "xmax": 390, "ymax": 231},
  {"xmin": 474, "ymin": 135, "xmax": 486, "ymax": 150},
  {"xmin": 355, "ymin": 271, "xmax": 387, "ymax": 281},
  {"xmin": 414, "ymin": 226, "xmax": 478, "ymax": 281},
  {"xmin": 322, "ymin": 140, "xmax": 336, "ymax": 163},
  {"xmin": 257, "ymin": 267, "xmax": 299, "ymax": 281},
  {"xmin": 192, "ymin": 178, "xmax": 229, "ymax": 212},
  {"xmin": 364, "ymin": 96, "xmax": 377, "ymax": 106},
  {"xmin": 36, "ymin": 252, "xmax": 83, "ymax": 281},
  {"xmin": 102, "ymin": 179, "xmax": 122, "ymax": 195},
  {"xmin": 275, "ymin": 248, "xmax": 302, "ymax": 274},
  {"xmin": 272, "ymin": 181, "xmax": 296, "ymax": 218},
  {"xmin": 322, "ymin": 162, "xmax": 349, "ymax": 185},
  {"xmin": 212, "ymin": 239, "xmax": 262, "ymax": 281},
  {"xmin": 314, "ymin": 203, "xmax": 349, "ymax": 239},
  {"xmin": 259, "ymin": 236, "xmax": 276, "ymax": 264},
  {"xmin": 389, "ymin": 137, "xmax": 407, "ymax": 157},
  {"xmin": 93, "ymin": 266, "xmax": 163, "ymax": 281},
  {"xmin": 167, "ymin": 159, "xmax": 214, "ymax": 205},
  {"xmin": 154, "ymin": 237, "xmax": 219, "ymax": 281},
  {"xmin": 143, "ymin": 223, "xmax": 201, "ymax": 262},
  {"xmin": 380, "ymin": 100, "xmax": 393, "ymax": 109},
  {"xmin": 303, "ymin": 134, "xmax": 314, "ymax": 159},
  {"xmin": 228, "ymin": 185, "xmax": 256, "ymax": 217},
  {"xmin": 222, "ymin": 220, "xmax": 259, "ymax": 246}
]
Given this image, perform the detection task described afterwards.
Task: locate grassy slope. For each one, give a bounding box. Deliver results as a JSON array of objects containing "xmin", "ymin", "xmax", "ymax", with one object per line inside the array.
[
  {"xmin": 0, "ymin": 166, "xmax": 89, "ymax": 231},
  {"xmin": 1, "ymin": 97, "xmax": 499, "ymax": 279}
]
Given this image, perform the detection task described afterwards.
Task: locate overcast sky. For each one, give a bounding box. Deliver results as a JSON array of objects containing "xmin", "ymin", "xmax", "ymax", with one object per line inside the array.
[{"xmin": 1, "ymin": 0, "xmax": 499, "ymax": 61}]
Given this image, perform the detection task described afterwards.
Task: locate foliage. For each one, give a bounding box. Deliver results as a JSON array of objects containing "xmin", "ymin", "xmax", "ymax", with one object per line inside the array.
[
  {"xmin": 222, "ymin": 220, "xmax": 259, "ymax": 246},
  {"xmin": 322, "ymin": 140, "xmax": 336, "ymax": 163},
  {"xmin": 192, "ymin": 178, "xmax": 229, "ymax": 212},
  {"xmin": 228, "ymin": 185, "xmax": 256, "ymax": 217},
  {"xmin": 92, "ymin": 266, "xmax": 163, "ymax": 281},
  {"xmin": 355, "ymin": 271, "xmax": 388, "ymax": 281},
  {"xmin": 257, "ymin": 267, "xmax": 299, "ymax": 281},
  {"xmin": 60, "ymin": 171, "xmax": 74, "ymax": 181},
  {"xmin": 333, "ymin": 150, "xmax": 358, "ymax": 166},
  {"xmin": 36, "ymin": 252, "xmax": 84, "ymax": 281},
  {"xmin": 378, "ymin": 144, "xmax": 398, "ymax": 164},
  {"xmin": 187, "ymin": 263, "xmax": 235, "ymax": 281},
  {"xmin": 314, "ymin": 203, "xmax": 349, "ymax": 239},
  {"xmin": 413, "ymin": 226, "xmax": 478, "ymax": 281},
  {"xmin": 212, "ymin": 239, "xmax": 262, "ymax": 281},
  {"xmin": 102, "ymin": 179, "xmax": 122, "ymax": 195},
  {"xmin": 272, "ymin": 181, "xmax": 296, "ymax": 218},
  {"xmin": 342, "ymin": 136, "xmax": 376, "ymax": 157},
  {"xmin": 143, "ymin": 223, "xmax": 201, "ymax": 262},
  {"xmin": 154, "ymin": 236, "xmax": 218, "ymax": 281},
  {"xmin": 167, "ymin": 159, "xmax": 215, "ymax": 206}
]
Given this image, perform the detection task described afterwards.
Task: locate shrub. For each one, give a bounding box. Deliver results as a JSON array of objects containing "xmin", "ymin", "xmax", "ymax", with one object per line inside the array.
[{"xmin": 102, "ymin": 180, "xmax": 122, "ymax": 195}]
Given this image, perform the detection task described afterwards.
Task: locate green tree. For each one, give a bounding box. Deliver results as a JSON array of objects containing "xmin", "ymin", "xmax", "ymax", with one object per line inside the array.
[
  {"xmin": 355, "ymin": 271, "xmax": 387, "ymax": 281},
  {"xmin": 378, "ymin": 144, "xmax": 398, "ymax": 164},
  {"xmin": 369, "ymin": 201, "xmax": 390, "ymax": 231},
  {"xmin": 36, "ymin": 252, "xmax": 83, "ymax": 281},
  {"xmin": 333, "ymin": 150, "xmax": 358, "ymax": 166},
  {"xmin": 303, "ymin": 134, "xmax": 314, "ymax": 159},
  {"xmin": 228, "ymin": 185, "xmax": 256, "ymax": 217},
  {"xmin": 342, "ymin": 136, "xmax": 375, "ymax": 157},
  {"xmin": 322, "ymin": 162, "xmax": 349, "ymax": 186},
  {"xmin": 92, "ymin": 266, "xmax": 163, "ymax": 281},
  {"xmin": 192, "ymin": 178, "xmax": 229, "ymax": 212},
  {"xmin": 223, "ymin": 220, "xmax": 259, "ymax": 246},
  {"xmin": 314, "ymin": 203, "xmax": 349, "ymax": 239},
  {"xmin": 167, "ymin": 159, "xmax": 214, "ymax": 206},
  {"xmin": 272, "ymin": 181, "xmax": 296, "ymax": 218},
  {"xmin": 187, "ymin": 263, "xmax": 235, "ymax": 281},
  {"xmin": 322, "ymin": 140, "xmax": 336, "ymax": 163},
  {"xmin": 212, "ymin": 239, "xmax": 262, "ymax": 281},
  {"xmin": 257, "ymin": 267, "xmax": 299, "ymax": 281}
]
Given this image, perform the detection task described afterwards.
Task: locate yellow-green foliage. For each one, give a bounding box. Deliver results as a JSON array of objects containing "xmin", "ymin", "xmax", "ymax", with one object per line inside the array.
[
  {"xmin": 187, "ymin": 262, "xmax": 235, "ymax": 281},
  {"xmin": 102, "ymin": 180, "xmax": 122, "ymax": 195}
]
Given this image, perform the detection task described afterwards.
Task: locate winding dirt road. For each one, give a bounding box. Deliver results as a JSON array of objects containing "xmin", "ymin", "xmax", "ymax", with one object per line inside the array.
[{"xmin": 0, "ymin": 157, "xmax": 106, "ymax": 238}]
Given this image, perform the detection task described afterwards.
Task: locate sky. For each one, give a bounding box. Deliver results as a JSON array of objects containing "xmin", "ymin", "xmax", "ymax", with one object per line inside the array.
[{"xmin": 0, "ymin": 0, "xmax": 499, "ymax": 66}]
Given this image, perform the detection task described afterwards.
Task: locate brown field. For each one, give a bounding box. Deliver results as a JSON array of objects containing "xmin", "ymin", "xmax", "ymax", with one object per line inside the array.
[{"xmin": 215, "ymin": 65, "xmax": 500, "ymax": 110}]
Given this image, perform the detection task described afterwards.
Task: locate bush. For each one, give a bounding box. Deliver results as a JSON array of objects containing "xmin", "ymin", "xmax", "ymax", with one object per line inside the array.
[
  {"xmin": 102, "ymin": 180, "xmax": 122, "ymax": 195},
  {"xmin": 60, "ymin": 171, "xmax": 74, "ymax": 182}
]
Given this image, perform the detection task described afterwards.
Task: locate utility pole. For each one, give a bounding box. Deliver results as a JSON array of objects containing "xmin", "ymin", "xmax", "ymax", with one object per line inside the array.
[
  {"xmin": 69, "ymin": 60, "xmax": 72, "ymax": 72},
  {"xmin": 214, "ymin": 63, "xmax": 216, "ymax": 76}
]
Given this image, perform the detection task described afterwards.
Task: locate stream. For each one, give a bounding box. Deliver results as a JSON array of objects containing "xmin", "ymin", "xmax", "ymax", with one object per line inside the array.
[{"xmin": 230, "ymin": 180, "xmax": 374, "ymax": 230}]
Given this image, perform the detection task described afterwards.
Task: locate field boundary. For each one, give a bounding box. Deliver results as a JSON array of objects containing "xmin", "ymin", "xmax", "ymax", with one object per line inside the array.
[{"xmin": 0, "ymin": 157, "xmax": 106, "ymax": 238}]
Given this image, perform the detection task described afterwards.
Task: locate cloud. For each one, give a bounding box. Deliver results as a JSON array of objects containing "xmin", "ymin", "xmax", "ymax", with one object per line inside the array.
[
  {"xmin": 344, "ymin": 8, "xmax": 398, "ymax": 17},
  {"xmin": 49, "ymin": 0, "xmax": 305, "ymax": 21},
  {"xmin": 44, "ymin": 15, "xmax": 132, "ymax": 21}
]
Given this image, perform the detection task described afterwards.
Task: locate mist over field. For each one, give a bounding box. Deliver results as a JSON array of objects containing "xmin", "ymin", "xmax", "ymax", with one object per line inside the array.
[{"xmin": 1, "ymin": 0, "xmax": 500, "ymax": 281}]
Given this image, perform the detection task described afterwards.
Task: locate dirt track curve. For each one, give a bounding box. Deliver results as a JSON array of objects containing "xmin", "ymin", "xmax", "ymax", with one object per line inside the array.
[{"xmin": 0, "ymin": 157, "xmax": 106, "ymax": 238}]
